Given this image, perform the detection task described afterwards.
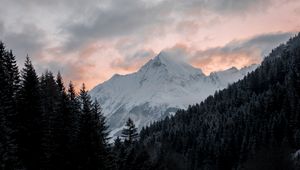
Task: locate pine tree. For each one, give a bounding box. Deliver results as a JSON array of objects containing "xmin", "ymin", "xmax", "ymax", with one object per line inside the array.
[
  {"xmin": 121, "ymin": 118, "xmax": 138, "ymax": 145},
  {"xmin": 56, "ymin": 72, "xmax": 65, "ymax": 93},
  {"xmin": 56, "ymin": 75, "xmax": 79, "ymax": 169},
  {"xmin": 67, "ymin": 81, "xmax": 80, "ymax": 142},
  {"xmin": 0, "ymin": 42, "xmax": 20, "ymax": 169},
  {"xmin": 40, "ymin": 71, "xmax": 64, "ymax": 169},
  {"xmin": 77, "ymin": 84, "xmax": 110, "ymax": 170},
  {"xmin": 17, "ymin": 56, "xmax": 43, "ymax": 169},
  {"xmin": 92, "ymin": 100, "xmax": 109, "ymax": 144},
  {"xmin": 66, "ymin": 81, "xmax": 81, "ymax": 167},
  {"xmin": 92, "ymin": 100, "xmax": 113, "ymax": 170}
]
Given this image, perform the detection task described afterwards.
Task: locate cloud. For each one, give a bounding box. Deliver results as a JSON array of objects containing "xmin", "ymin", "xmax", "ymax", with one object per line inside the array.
[
  {"xmin": 0, "ymin": 0, "xmax": 283, "ymax": 56},
  {"xmin": 189, "ymin": 32, "xmax": 294, "ymax": 73},
  {"xmin": 34, "ymin": 42, "xmax": 104, "ymax": 86},
  {"xmin": 110, "ymin": 49, "xmax": 155, "ymax": 71},
  {"xmin": 61, "ymin": 0, "xmax": 277, "ymax": 51},
  {"xmin": 109, "ymin": 32, "xmax": 294, "ymax": 75},
  {"xmin": 62, "ymin": 0, "xmax": 173, "ymax": 51},
  {"xmin": 0, "ymin": 21, "xmax": 4, "ymax": 36},
  {"xmin": 0, "ymin": 23, "xmax": 47, "ymax": 65},
  {"xmin": 204, "ymin": 0, "xmax": 272, "ymax": 15},
  {"xmin": 0, "ymin": 0, "xmax": 298, "ymax": 90}
]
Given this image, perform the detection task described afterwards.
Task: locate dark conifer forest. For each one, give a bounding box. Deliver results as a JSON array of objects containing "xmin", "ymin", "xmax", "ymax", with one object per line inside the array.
[{"xmin": 1, "ymin": 33, "xmax": 300, "ymax": 169}]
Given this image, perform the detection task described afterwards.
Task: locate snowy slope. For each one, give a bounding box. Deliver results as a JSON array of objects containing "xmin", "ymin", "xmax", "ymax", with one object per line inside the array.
[
  {"xmin": 209, "ymin": 64, "xmax": 258, "ymax": 87},
  {"xmin": 89, "ymin": 51, "xmax": 258, "ymax": 137}
]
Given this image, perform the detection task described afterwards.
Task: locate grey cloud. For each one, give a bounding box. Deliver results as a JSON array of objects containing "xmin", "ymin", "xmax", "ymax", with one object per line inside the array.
[
  {"xmin": 205, "ymin": 0, "xmax": 272, "ymax": 15},
  {"xmin": 1, "ymin": 23, "xmax": 47, "ymax": 65},
  {"xmin": 1, "ymin": 0, "xmax": 273, "ymax": 52},
  {"xmin": 62, "ymin": 0, "xmax": 173, "ymax": 51},
  {"xmin": 110, "ymin": 49, "xmax": 155, "ymax": 70},
  {"xmin": 127, "ymin": 50, "xmax": 155, "ymax": 61},
  {"xmin": 0, "ymin": 21, "xmax": 4, "ymax": 37},
  {"xmin": 192, "ymin": 32, "xmax": 295, "ymax": 62},
  {"xmin": 0, "ymin": 0, "xmax": 96, "ymax": 12},
  {"xmin": 223, "ymin": 32, "xmax": 294, "ymax": 57},
  {"xmin": 62, "ymin": 0, "xmax": 275, "ymax": 51}
]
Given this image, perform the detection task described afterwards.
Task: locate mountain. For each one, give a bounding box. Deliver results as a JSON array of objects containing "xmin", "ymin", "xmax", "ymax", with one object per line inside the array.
[
  {"xmin": 134, "ymin": 34, "xmax": 300, "ymax": 170},
  {"xmin": 89, "ymin": 51, "xmax": 258, "ymax": 137}
]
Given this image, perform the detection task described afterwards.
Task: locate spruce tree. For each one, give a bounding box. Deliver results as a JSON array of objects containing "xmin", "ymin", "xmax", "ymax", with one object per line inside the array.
[
  {"xmin": 0, "ymin": 42, "xmax": 20, "ymax": 169},
  {"xmin": 121, "ymin": 118, "xmax": 138, "ymax": 145},
  {"xmin": 77, "ymin": 84, "xmax": 110, "ymax": 170},
  {"xmin": 17, "ymin": 56, "xmax": 42, "ymax": 169},
  {"xmin": 92, "ymin": 100, "xmax": 109, "ymax": 144},
  {"xmin": 67, "ymin": 81, "xmax": 80, "ymax": 143},
  {"xmin": 65, "ymin": 82, "xmax": 82, "ymax": 168},
  {"xmin": 40, "ymin": 71, "xmax": 64, "ymax": 169},
  {"xmin": 56, "ymin": 74, "xmax": 78, "ymax": 169}
]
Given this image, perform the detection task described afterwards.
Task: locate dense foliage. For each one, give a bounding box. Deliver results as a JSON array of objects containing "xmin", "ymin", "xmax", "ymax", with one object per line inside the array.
[{"xmin": 1, "ymin": 33, "xmax": 300, "ymax": 169}]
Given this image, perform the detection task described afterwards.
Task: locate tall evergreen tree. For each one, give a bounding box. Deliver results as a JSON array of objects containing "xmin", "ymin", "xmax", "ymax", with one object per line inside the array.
[
  {"xmin": 67, "ymin": 81, "xmax": 80, "ymax": 143},
  {"xmin": 0, "ymin": 42, "xmax": 20, "ymax": 169},
  {"xmin": 121, "ymin": 118, "xmax": 138, "ymax": 145},
  {"xmin": 92, "ymin": 100, "xmax": 109, "ymax": 145},
  {"xmin": 39, "ymin": 71, "xmax": 64, "ymax": 169},
  {"xmin": 67, "ymin": 81, "xmax": 81, "ymax": 167},
  {"xmin": 56, "ymin": 74, "xmax": 79, "ymax": 169},
  {"xmin": 17, "ymin": 56, "xmax": 43, "ymax": 170},
  {"xmin": 77, "ymin": 84, "xmax": 110, "ymax": 170}
]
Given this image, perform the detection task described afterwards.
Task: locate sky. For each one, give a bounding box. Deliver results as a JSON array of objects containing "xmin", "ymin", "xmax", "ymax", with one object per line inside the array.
[{"xmin": 0, "ymin": 0, "xmax": 299, "ymax": 89}]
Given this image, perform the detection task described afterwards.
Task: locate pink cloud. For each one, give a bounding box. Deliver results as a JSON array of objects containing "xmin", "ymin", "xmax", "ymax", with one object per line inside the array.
[{"xmin": 191, "ymin": 49, "xmax": 262, "ymax": 74}]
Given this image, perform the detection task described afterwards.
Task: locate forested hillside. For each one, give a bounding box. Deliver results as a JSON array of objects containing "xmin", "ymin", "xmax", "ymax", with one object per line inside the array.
[{"xmin": 133, "ymin": 33, "xmax": 300, "ymax": 169}]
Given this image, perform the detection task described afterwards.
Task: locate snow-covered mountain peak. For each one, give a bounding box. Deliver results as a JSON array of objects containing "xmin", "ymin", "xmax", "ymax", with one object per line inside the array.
[{"xmin": 139, "ymin": 51, "xmax": 204, "ymax": 79}]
